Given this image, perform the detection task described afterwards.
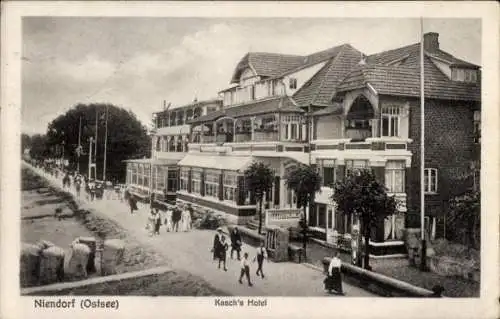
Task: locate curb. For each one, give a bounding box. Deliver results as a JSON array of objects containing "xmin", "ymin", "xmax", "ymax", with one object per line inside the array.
[{"xmin": 22, "ymin": 266, "xmax": 173, "ymax": 295}]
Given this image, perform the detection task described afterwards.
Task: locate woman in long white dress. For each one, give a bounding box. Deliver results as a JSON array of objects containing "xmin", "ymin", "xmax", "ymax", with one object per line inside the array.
[
  {"xmin": 182, "ymin": 209, "xmax": 192, "ymax": 232},
  {"xmin": 165, "ymin": 208, "xmax": 173, "ymax": 232}
]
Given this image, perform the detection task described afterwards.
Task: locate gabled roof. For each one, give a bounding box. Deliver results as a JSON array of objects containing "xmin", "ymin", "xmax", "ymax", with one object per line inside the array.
[
  {"xmin": 229, "ymin": 44, "xmax": 349, "ymax": 84},
  {"xmin": 293, "ymin": 44, "xmax": 365, "ymax": 107},
  {"xmin": 337, "ymin": 56, "xmax": 481, "ymax": 101},
  {"xmin": 312, "ymin": 102, "xmax": 343, "ymax": 116},
  {"xmin": 189, "ymin": 96, "xmax": 304, "ymax": 125}
]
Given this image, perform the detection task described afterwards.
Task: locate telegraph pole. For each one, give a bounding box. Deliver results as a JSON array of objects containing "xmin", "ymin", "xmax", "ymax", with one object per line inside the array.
[
  {"xmin": 95, "ymin": 106, "xmax": 99, "ymax": 179},
  {"xmin": 103, "ymin": 105, "xmax": 109, "ymax": 181},
  {"xmin": 77, "ymin": 116, "xmax": 82, "ymax": 173},
  {"xmin": 88, "ymin": 137, "xmax": 93, "ymax": 179}
]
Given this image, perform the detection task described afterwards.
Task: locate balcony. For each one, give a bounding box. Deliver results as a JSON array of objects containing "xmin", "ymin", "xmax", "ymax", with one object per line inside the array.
[{"xmin": 312, "ymin": 137, "xmax": 412, "ymax": 152}]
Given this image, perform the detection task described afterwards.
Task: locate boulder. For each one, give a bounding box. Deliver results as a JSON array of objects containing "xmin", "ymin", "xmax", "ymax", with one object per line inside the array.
[
  {"xmin": 39, "ymin": 246, "xmax": 65, "ymax": 285},
  {"xmin": 77, "ymin": 237, "xmax": 97, "ymax": 273},
  {"xmin": 64, "ymin": 242, "xmax": 91, "ymax": 280},
  {"xmin": 35, "ymin": 240, "xmax": 55, "ymax": 251},
  {"xmin": 101, "ymin": 239, "xmax": 125, "ymax": 275},
  {"xmin": 20, "ymin": 243, "xmax": 42, "ymax": 287}
]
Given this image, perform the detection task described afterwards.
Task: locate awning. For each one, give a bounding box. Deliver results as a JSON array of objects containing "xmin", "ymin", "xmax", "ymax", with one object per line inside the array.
[{"xmin": 178, "ymin": 154, "xmax": 253, "ymax": 172}]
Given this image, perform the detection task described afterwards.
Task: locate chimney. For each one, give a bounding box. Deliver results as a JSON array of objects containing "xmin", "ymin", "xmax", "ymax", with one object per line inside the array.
[{"xmin": 423, "ymin": 32, "xmax": 439, "ymax": 53}]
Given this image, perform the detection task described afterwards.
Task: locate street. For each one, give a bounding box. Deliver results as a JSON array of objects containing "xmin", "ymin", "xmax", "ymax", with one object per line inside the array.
[{"xmin": 26, "ymin": 163, "xmax": 375, "ymax": 297}]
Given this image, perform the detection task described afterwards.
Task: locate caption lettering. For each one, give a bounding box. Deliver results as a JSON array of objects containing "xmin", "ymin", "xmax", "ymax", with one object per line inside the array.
[
  {"xmin": 214, "ymin": 298, "xmax": 268, "ymax": 307},
  {"xmin": 34, "ymin": 298, "xmax": 119, "ymax": 310}
]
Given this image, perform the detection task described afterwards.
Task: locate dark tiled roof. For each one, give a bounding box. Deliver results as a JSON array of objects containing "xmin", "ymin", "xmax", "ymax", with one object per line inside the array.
[
  {"xmin": 230, "ymin": 44, "xmax": 349, "ymax": 84},
  {"xmin": 293, "ymin": 44, "xmax": 365, "ymax": 107},
  {"xmin": 337, "ymin": 56, "xmax": 481, "ymax": 101},
  {"xmin": 188, "ymin": 97, "xmax": 304, "ymax": 124},
  {"xmin": 230, "ymin": 53, "xmax": 304, "ymax": 83}
]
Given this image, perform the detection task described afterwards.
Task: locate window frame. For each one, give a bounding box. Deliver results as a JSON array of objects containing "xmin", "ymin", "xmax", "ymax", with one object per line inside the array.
[
  {"xmin": 204, "ymin": 169, "xmax": 220, "ymax": 198},
  {"xmin": 381, "ymin": 106, "xmax": 401, "ymax": 138},
  {"xmin": 317, "ymin": 159, "xmax": 336, "ymax": 187},
  {"xmin": 345, "ymin": 159, "xmax": 369, "ymax": 176},
  {"xmin": 223, "ymin": 172, "xmax": 238, "ymax": 202},
  {"xmin": 191, "ymin": 168, "xmax": 202, "ymax": 194},
  {"xmin": 289, "ymin": 78, "xmax": 297, "ymax": 90},
  {"xmin": 424, "ymin": 168, "xmax": 438, "ymax": 194},
  {"xmin": 385, "ymin": 160, "xmax": 406, "ymax": 193}
]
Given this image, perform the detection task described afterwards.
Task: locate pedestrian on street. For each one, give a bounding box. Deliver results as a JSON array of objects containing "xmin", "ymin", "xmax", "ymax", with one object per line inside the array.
[
  {"xmin": 324, "ymin": 251, "xmax": 344, "ymax": 295},
  {"xmin": 238, "ymin": 252, "xmax": 253, "ymax": 287},
  {"xmin": 181, "ymin": 208, "xmax": 192, "ymax": 232},
  {"xmin": 164, "ymin": 208, "xmax": 173, "ymax": 232},
  {"xmin": 212, "ymin": 228, "xmax": 222, "ymax": 260},
  {"xmin": 218, "ymin": 235, "xmax": 228, "ymax": 271},
  {"xmin": 172, "ymin": 208, "xmax": 182, "ymax": 232},
  {"xmin": 128, "ymin": 193, "xmax": 138, "ymax": 215},
  {"xmin": 253, "ymin": 241, "xmax": 268, "ymax": 279},
  {"xmin": 154, "ymin": 209, "xmax": 162, "ymax": 235},
  {"xmin": 230, "ymin": 227, "xmax": 242, "ymax": 260}
]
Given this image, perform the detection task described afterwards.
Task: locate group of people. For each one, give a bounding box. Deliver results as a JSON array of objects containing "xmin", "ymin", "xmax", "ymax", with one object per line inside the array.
[
  {"xmin": 212, "ymin": 227, "xmax": 268, "ymax": 287},
  {"xmin": 146, "ymin": 204, "xmax": 193, "ymax": 236}
]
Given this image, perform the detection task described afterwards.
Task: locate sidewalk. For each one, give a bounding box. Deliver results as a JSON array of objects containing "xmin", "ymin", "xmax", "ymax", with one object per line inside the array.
[{"xmin": 25, "ymin": 163, "xmax": 375, "ymax": 297}]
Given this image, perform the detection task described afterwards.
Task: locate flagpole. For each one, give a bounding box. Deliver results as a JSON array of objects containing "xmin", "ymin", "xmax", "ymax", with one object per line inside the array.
[
  {"xmin": 103, "ymin": 105, "xmax": 109, "ymax": 181},
  {"xmin": 77, "ymin": 116, "xmax": 82, "ymax": 173},
  {"xmin": 94, "ymin": 106, "xmax": 99, "ymax": 180},
  {"xmin": 420, "ymin": 17, "xmax": 427, "ymax": 271}
]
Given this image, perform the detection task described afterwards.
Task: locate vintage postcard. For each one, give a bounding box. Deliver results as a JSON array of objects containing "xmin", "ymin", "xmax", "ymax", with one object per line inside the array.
[{"xmin": 1, "ymin": 1, "xmax": 499, "ymax": 319}]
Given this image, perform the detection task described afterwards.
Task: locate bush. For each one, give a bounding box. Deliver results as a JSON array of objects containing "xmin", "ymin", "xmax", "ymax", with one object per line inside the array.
[{"xmin": 195, "ymin": 211, "xmax": 226, "ymax": 230}]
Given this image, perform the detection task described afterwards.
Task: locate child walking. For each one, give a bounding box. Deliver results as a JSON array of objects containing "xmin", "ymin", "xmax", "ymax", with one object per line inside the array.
[{"xmin": 238, "ymin": 252, "xmax": 253, "ymax": 286}]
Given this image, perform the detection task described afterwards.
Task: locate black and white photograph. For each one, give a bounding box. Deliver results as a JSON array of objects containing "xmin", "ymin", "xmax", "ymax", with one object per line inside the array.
[{"xmin": 1, "ymin": 2, "xmax": 499, "ymax": 319}]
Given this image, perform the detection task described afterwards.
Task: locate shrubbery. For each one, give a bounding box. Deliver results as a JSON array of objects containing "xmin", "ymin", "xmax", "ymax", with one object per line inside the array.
[{"xmin": 193, "ymin": 211, "xmax": 226, "ymax": 230}]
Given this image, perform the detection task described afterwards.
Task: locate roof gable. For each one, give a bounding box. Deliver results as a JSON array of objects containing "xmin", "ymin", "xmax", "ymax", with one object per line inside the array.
[{"xmin": 293, "ymin": 44, "xmax": 365, "ymax": 107}]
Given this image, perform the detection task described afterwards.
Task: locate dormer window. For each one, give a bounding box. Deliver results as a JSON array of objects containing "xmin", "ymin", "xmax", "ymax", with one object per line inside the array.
[
  {"xmin": 289, "ymin": 78, "xmax": 297, "ymax": 90},
  {"xmin": 451, "ymin": 68, "xmax": 477, "ymax": 83}
]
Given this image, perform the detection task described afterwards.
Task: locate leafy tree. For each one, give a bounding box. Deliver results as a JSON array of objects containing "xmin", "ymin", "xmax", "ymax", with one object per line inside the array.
[
  {"xmin": 332, "ymin": 169, "xmax": 397, "ymax": 270},
  {"xmin": 285, "ymin": 164, "xmax": 322, "ymax": 259},
  {"xmin": 21, "ymin": 133, "xmax": 31, "ymax": 155},
  {"xmin": 447, "ymin": 190, "xmax": 480, "ymax": 250},
  {"xmin": 244, "ymin": 162, "xmax": 274, "ymax": 234},
  {"xmin": 28, "ymin": 134, "xmax": 51, "ymax": 160},
  {"xmin": 45, "ymin": 103, "xmax": 150, "ymax": 182}
]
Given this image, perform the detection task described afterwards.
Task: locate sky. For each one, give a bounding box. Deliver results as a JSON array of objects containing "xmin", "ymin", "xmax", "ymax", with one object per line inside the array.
[{"xmin": 22, "ymin": 17, "xmax": 481, "ymax": 135}]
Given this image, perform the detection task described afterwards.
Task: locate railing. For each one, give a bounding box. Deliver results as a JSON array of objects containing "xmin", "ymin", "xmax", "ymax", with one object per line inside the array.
[
  {"xmin": 254, "ymin": 131, "xmax": 278, "ymax": 142},
  {"xmin": 265, "ymin": 208, "xmax": 301, "ymax": 228},
  {"xmin": 312, "ymin": 137, "xmax": 412, "ymax": 152}
]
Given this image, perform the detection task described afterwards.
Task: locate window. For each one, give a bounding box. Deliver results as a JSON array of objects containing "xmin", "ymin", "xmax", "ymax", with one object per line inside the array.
[
  {"xmin": 318, "ymin": 159, "xmax": 336, "ymax": 187},
  {"xmin": 283, "ymin": 115, "xmax": 303, "ymax": 141},
  {"xmin": 381, "ymin": 106, "xmax": 401, "ymax": 137},
  {"xmin": 345, "ymin": 160, "xmax": 368, "ymax": 176},
  {"xmin": 384, "ymin": 213, "xmax": 405, "ymax": 240},
  {"xmin": 176, "ymin": 137, "xmax": 182, "ymax": 152},
  {"xmin": 137, "ymin": 164, "xmax": 143, "ymax": 186},
  {"xmin": 180, "ymin": 168, "xmax": 189, "ymax": 191},
  {"xmin": 223, "ymin": 172, "xmax": 238, "ymax": 202},
  {"xmin": 204, "ymin": 169, "xmax": 219, "ymax": 198},
  {"xmin": 424, "ymin": 168, "xmax": 438, "ymax": 193},
  {"xmin": 156, "ymin": 166, "xmax": 166, "ymax": 191},
  {"xmin": 169, "ymin": 112, "xmax": 176, "ymax": 126},
  {"xmin": 286, "ymin": 188, "xmax": 297, "ymax": 208},
  {"xmin": 177, "ymin": 111, "xmax": 184, "ymax": 125},
  {"xmin": 143, "ymin": 165, "xmax": 150, "ymax": 187},
  {"xmin": 191, "ymin": 169, "xmax": 202, "ymax": 194},
  {"xmin": 289, "ymin": 78, "xmax": 297, "ymax": 90},
  {"xmin": 452, "ymin": 68, "xmax": 477, "ymax": 83},
  {"xmin": 385, "ymin": 161, "xmax": 405, "ymax": 193},
  {"xmin": 167, "ymin": 170, "xmax": 178, "ymax": 192},
  {"xmin": 168, "ymin": 137, "xmax": 175, "ymax": 152},
  {"xmin": 473, "ymin": 110, "xmax": 481, "ymax": 143}
]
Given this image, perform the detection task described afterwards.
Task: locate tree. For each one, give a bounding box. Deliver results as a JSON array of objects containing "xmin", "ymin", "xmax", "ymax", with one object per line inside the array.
[
  {"xmin": 244, "ymin": 162, "xmax": 274, "ymax": 235},
  {"xmin": 285, "ymin": 164, "xmax": 322, "ymax": 259},
  {"xmin": 447, "ymin": 190, "xmax": 480, "ymax": 250},
  {"xmin": 332, "ymin": 169, "xmax": 397, "ymax": 270},
  {"xmin": 28, "ymin": 134, "xmax": 51, "ymax": 160},
  {"xmin": 45, "ymin": 103, "xmax": 150, "ymax": 182}
]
